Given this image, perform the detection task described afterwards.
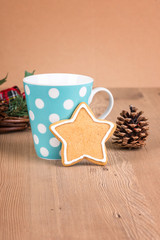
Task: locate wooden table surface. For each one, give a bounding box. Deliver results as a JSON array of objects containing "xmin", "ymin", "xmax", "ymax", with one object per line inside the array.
[{"xmin": 0, "ymin": 88, "xmax": 160, "ymax": 240}]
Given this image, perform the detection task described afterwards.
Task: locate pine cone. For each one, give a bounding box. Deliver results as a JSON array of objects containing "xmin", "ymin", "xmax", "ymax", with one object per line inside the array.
[
  {"xmin": 112, "ymin": 105, "xmax": 149, "ymax": 149},
  {"xmin": 0, "ymin": 101, "xmax": 8, "ymax": 120}
]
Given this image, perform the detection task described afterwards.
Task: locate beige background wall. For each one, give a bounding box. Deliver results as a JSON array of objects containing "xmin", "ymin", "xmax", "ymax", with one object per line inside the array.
[{"xmin": 0, "ymin": 0, "xmax": 160, "ymax": 89}]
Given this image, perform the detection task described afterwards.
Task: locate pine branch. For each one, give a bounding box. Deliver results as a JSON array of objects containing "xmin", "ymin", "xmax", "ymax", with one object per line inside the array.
[
  {"xmin": 0, "ymin": 73, "xmax": 8, "ymax": 85},
  {"xmin": 24, "ymin": 70, "xmax": 35, "ymax": 77},
  {"xmin": 6, "ymin": 95, "xmax": 29, "ymax": 117}
]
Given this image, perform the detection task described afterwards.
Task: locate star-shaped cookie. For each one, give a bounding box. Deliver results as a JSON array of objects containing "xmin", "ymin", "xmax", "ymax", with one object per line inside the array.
[{"xmin": 49, "ymin": 102, "xmax": 116, "ymax": 166}]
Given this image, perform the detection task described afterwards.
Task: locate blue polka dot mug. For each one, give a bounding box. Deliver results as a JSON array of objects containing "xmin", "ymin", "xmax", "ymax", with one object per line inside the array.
[{"xmin": 23, "ymin": 73, "xmax": 114, "ymax": 160}]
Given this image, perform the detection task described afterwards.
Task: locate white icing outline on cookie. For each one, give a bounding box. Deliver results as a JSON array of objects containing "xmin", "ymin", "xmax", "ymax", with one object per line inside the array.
[{"xmin": 50, "ymin": 103, "xmax": 115, "ymax": 165}]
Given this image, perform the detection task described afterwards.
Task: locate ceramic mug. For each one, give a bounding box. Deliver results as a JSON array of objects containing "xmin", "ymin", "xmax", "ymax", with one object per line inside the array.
[{"xmin": 23, "ymin": 73, "xmax": 114, "ymax": 160}]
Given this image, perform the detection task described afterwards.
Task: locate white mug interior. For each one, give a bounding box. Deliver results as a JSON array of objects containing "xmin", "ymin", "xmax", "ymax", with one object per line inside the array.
[{"xmin": 23, "ymin": 73, "xmax": 93, "ymax": 86}]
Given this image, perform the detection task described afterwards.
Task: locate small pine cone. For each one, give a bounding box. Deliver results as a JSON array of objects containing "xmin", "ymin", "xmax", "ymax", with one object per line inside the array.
[
  {"xmin": 0, "ymin": 101, "xmax": 8, "ymax": 120},
  {"xmin": 112, "ymin": 105, "xmax": 149, "ymax": 149}
]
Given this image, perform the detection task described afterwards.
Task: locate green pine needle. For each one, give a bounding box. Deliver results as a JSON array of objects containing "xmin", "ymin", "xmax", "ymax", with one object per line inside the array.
[
  {"xmin": 6, "ymin": 95, "xmax": 29, "ymax": 117},
  {"xmin": 0, "ymin": 73, "xmax": 8, "ymax": 85},
  {"xmin": 24, "ymin": 70, "xmax": 35, "ymax": 77}
]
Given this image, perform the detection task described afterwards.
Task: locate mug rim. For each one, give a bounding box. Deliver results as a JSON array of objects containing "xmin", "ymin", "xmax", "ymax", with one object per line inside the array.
[{"xmin": 23, "ymin": 73, "xmax": 94, "ymax": 86}]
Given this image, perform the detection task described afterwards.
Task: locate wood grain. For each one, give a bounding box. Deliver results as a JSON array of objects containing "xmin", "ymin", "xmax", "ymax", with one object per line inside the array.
[{"xmin": 0, "ymin": 88, "xmax": 160, "ymax": 240}]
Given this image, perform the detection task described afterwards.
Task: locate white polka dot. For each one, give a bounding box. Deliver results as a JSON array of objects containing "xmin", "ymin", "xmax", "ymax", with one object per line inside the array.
[
  {"xmin": 29, "ymin": 110, "xmax": 34, "ymax": 120},
  {"xmin": 40, "ymin": 147, "xmax": 49, "ymax": 157},
  {"xmin": 33, "ymin": 134, "xmax": 39, "ymax": 144},
  {"xmin": 48, "ymin": 88, "xmax": 59, "ymax": 99},
  {"xmin": 63, "ymin": 99, "xmax": 74, "ymax": 110},
  {"xmin": 79, "ymin": 87, "xmax": 87, "ymax": 97},
  {"xmin": 38, "ymin": 124, "xmax": 46, "ymax": 134},
  {"xmin": 35, "ymin": 98, "xmax": 44, "ymax": 109},
  {"xmin": 49, "ymin": 137, "xmax": 60, "ymax": 147},
  {"xmin": 25, "ymin": 85, "xmax": 30, "ymax": 95},
  {"xmin": 59, "ymin": 150, "xmax": 61, "ymax": 157},
  {"xmin": 49, "ymin": 113, "xmax": 60, "ymax": 123}
]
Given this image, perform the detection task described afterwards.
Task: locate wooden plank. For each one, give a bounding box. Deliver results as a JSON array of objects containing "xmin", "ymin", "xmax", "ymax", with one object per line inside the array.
[{"xmin": 0, "ymin": 88, "xmax": 160, "ymax": 240}]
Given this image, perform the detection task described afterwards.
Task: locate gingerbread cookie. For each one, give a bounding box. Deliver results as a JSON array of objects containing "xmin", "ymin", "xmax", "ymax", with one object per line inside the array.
[{"xmin": 49, "ymin": 102, "xmax": 116, "ymax": 166}]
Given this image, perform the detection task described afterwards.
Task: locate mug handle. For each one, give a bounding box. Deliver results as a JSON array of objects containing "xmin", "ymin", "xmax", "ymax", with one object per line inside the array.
[{"xmin": 89, "ymin": 87, "xmax": 114, "ymax": 119}]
